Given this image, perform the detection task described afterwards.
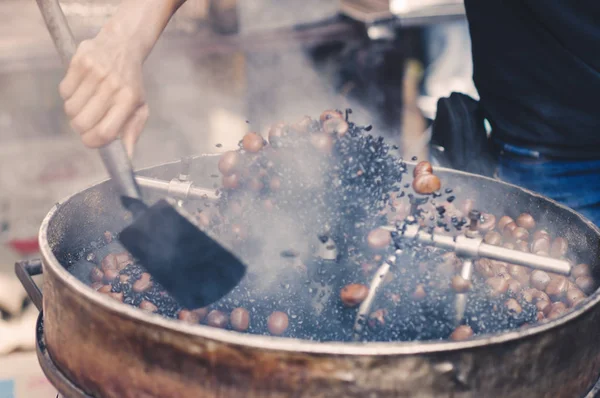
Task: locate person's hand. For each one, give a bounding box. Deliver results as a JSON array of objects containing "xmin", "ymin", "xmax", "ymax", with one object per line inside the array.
[{"xmin": 59, "ymin": 29, "xmax": 149, "ymax": 157}]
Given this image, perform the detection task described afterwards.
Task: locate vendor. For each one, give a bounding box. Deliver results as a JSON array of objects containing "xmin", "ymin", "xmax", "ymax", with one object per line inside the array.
[
  {"xmin": 464, "ymin": 0, "xmax": 600, "ymax": 225},
  {"xmin": 59, "ymin": 0, "xmax": 600, "ymax": 224}
]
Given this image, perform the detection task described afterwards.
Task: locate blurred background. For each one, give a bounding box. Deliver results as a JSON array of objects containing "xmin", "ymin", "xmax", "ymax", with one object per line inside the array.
[{"xmin": 0, "ymin": 0, "xmax": 475, "ymax": 395}]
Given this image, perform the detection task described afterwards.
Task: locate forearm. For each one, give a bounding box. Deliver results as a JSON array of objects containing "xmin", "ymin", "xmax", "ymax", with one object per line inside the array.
[{"xmin": 99, "ymin": 0, "xmax": 186, "ymax": 61}]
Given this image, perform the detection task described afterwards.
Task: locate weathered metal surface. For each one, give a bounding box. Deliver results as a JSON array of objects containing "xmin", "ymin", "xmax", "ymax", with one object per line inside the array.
[{"xmin": 35, "ymin": 155, "xmax": 600, "ymax": 397}]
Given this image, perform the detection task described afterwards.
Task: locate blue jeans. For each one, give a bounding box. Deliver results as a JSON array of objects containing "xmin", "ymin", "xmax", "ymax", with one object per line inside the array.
[{"xmin": 495, "ymin": 143, "xmax": 600, "ymax": 226}]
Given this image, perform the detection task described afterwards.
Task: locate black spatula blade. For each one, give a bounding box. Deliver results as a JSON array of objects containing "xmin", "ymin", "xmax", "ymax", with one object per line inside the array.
[{"xmin": 119, "ymin": 199, "xmax": 246, "ymax": 309}]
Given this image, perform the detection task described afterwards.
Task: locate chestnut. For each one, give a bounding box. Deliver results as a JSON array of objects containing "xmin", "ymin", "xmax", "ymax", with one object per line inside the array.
[
  {"xmin": 536, "ymin": 300, "xmax": 551, "ymax": 316},
  {"xmin": 101, "ymin": 253, "xmax": 117, "ymax": 272},
  {"xmin": 486, "ymin": 277, "xmax": 509, "ymax": 297},
  {"xmin": 178, "ymin": 308, "xmax": 208, "ymax": 324},
  {"xmin": 242, "ymin": 132, "xmax": 264, "ymax": 153},
  {"xmin": 267, "ymin": 311, "xmax": 289, "ymax": 336},
  {"xmin": 530, "ymin": 238, "xmax": 550, "ymax": 254},
  {"xmin": 566, "ymin": 287, "xmax": 586, "ymax": 307},
  {"xmin": 550, "ymin": 237, "xmax": 568, "ymax": 258},
  {"xmin": 222, "ymin": 174, "xmax": 240, "ymax": 190},
  {"xmin": 508, "ymin": 265, "xmax": 530, "ymax": 285},
  {"xmin": 133, "ymin": 273, "xmax": 153, "ymax": 293},
  {"xmin": 412, "ymin": 173, "xmax": 441, "ymax": 195},
  {"xmin": 97, "ymin": 285, "xmax": 112, "ymax": 294},
  {"xmin": 413, "ymin": 161, "xmax": 433, "ymax": 177},
  {"xmin": 547, "ymin": 302, "xmax": 567, "ymax": 320},
  {"xmin": 512, "ymin": 227, "xmax": 530, "ymax": 242},
  {"xmin": 139, "ymin": 300, "xmax": 158, "ymax": 313},
  {"xmin": 310, "ymin": 133, "xmax": 334, "ymax": 154},
  {"xmin": 269, "ymin": 176, "xmax": 282, "ymax": 191},
  {"xmin": 507, "ymin": 279, "xmax": 522, "ymax": 295},
  {"xmin": 451, "ymin": 275, "xmax": 472, "ymax": 293},
  {"xmin": 572, "ymin": 263, "xmax": 591, "ymax": 279},
  {"xmin": 89, "ymin": 267, "xmax": 104, "ymax": 283},
  {"xmin": 479, "ymin": 214, "xmax": 496, "ymax": 232},
  {"xmin": 576, "ymin": 276, "xmax": 595, "ymax": 295},
  {"xmin": 115, "ymin": 252, "xmax": 132, "ymax": 270},
  {"xmin": 502, "ymin": 222, "xmax": 518, "ymax": 240},
  {"xmin": 530, "ymin": 270, "xmax": 551, "ymax": 291},
  {"xmin": 484, "ymin": 231, "xmax": 502, "ymax": 246},
  {"xmin": 218, "ymin": 151, "xmax": 241, "ymax": 176},
  {"xmin": 497, "ymin": 216, "xmax": 514, "ymax": 232},
  {"xmin": 475, "ymin": 258, "xmax": 496, "ymax": 278},
  {"xmin": 503, "ymin": 242, "xmax": 515, "ymax": 250},
  {"xmin": 368, "ymin": 309, "xmax": 388, "ymax": 329},
  {"xmin": 505, "ymin": 298, "xmax": 522, "ymax": 313},
  {"xmin": 340, "ymin": 284, "xmax": 369, "ymax": 307},
  {"xmin": 322, "ymin": 118, "xmax": 349, "ymax": 136},
  {"xmin": 533, "ymin": 230, "xmax": 550, "ymax": 240},
  {"xmin": 546, "ymin": 276, "xmax": 568, "ymax": 300},
  {"xmin": 521, "ymin": 288, "xmax": 539, "ymax": 303},
  {"xmin": 103, "ymin": 269, "xmax": 119, "ymax": 283},
  {"xmin": 247, "ymin": 178, "xmax": 264, "ymax": 192},
  {"xmin": 367, "ymin": 228, "xmax": 392, "ymax": 250},
  {"xmin": 293, "ymin": 116, "xmax": 313, "ymax": 133},
  {"xmin": 412, "ymin": 284, "xmax": 427, "ymax": 300},
  {"xmin": 516, "ymin": 213, "xmax": 536, "ymax": 231},
  {"xmin": 268, "ymin": 122, "xmax": 287, "ymax": 142},
  {"xmin": 450, "ymin": 325, "xmax": 474, "ymax": 341},
  {"xmin": 319, "ymin": 109, "xmax": 343, "ymax": 124},
  {"xmin": 230, "ymin": 307, "xmax": 250, "ymax": 332},
  {"xmin": 536, "ymin": 311, "xmax": 545, "ymax": 321},
  {"xmin": 515, "ymin": 240, "xmax": 530, "ymax": 253},
  {"xmin": 206, "ymin": 310, "xmax": 228, "ymax": 329}
]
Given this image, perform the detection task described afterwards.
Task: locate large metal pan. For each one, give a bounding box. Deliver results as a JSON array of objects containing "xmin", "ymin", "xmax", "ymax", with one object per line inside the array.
[{"xmin": 18, "ymin": 155, "xmax": 600, "ymax": 398}]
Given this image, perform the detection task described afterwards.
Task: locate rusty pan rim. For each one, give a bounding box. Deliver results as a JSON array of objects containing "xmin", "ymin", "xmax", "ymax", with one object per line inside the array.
[{"xmin": 38, "ymin": 155, "xmax": 600, "ymax": 356}]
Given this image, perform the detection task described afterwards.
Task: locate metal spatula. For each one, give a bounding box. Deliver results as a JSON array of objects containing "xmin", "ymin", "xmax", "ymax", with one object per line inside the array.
[{"xmin": 35, "ymin": 0, "xmax": 246, "ymax": 309}]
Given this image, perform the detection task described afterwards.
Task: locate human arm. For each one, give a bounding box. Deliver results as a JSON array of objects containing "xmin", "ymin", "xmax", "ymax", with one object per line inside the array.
[{"xmin": 59, "ymin": 0, "xmax": 187, "ymax": 156}]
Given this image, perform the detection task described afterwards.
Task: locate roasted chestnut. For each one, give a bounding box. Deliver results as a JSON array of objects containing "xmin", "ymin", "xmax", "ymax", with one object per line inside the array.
[
  {"xmin": 451, "ymin": 275, "xmax": 472, "ymax": 293},
  {"xmin": 242, "ymin": 132, "xmax": 265, "ymax": 153},
  {"xmin": 505, "ymin": 298, "xmax": 522, "ymax": 313},
  {"xmin": 218, "ymin": 151, "xmax": 241, "ymax": 176},
  {"xmin": 516, "ymin": 213, "xmax": 536, "ymax": 231},
  {"xmin": 367, "ymin": 228, "xmax": 392, "ymax": 250},
  {"xmin": 450, "ymin": 325, "xmax": 473, "ymax": 341},
  {"xmin": 550, "ymin": 237, "xmax": 568, "ymax": 258},
  {"xmin": 267, "ymin": 311, "xmax": 289, "ymax": 336},
  {"xmin": 230, "ymin": 307, "xmax": 250, "ymax": 332},
  {"xmin": 340, "ymin": 284, "xmax": 369, "ymax": 307},
  {"xmin": 413, "ymin": 161, "xmax": 433, "ymax": 177},
  {"xmin": 207, "ymin": 310, "xmax": 228, "ymax": 329},
  {"xmin": 497, "ymin": 216, "xmax": 514, "ymax": 232},
  {"xmin": 572, "ymin": 263, "xmax": 591, "ymax": 279},
  {"xmin": 319, "ymin": 109, "xmax": 343, "ymax": 124},
  {"xmin": 412, "ymin": 173, "xmax": 441, "ymax": 195},
  {"xmin": 310, "ymin": 133, "xmax": 334, "ymax": 154},
  {"xmin": 322, "ymin": 118, "xmax": 349, "ymax": 136},
  {"xmin": 530, "ymin": 270, "xmax": 551, "ymax": 291},
  {"xmin": 484, "ymin": 231, "xmax": 502, "ymax": 246},
  {"xmin": 222, "ymin": 174, "xmax": 240, "ymax": 190}
]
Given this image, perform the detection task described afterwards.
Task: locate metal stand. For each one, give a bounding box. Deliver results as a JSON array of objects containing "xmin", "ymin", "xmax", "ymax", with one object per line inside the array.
[
  {"xmin": 353, "ymin": 209, "xmax": 572, "ymax": 339},
  {"xmin": 135, "ymin": 157, "xmax": 219, "ymax": 202}
]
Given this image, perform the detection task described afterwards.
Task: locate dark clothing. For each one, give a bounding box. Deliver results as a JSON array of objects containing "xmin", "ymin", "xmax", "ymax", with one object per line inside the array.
[
  {"xmin": 495, "ymin": 142, "xmax": 600, "ymax": 225},
  {"xmin": 464, "ymin": 0, "xmax": 600, "ymax": 158}
]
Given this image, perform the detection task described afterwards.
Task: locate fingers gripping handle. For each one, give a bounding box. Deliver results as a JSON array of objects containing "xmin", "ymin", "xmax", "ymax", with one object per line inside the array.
[{"xmin": 35, "ymin": 0, "xmax": 142, "ymax": 201}]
